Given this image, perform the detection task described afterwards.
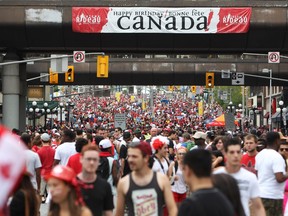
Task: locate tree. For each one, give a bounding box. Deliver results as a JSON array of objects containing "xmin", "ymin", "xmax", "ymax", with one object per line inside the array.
[{"xmin": 213, "ymin": 86, "xmax": 243, "ymax": 108}]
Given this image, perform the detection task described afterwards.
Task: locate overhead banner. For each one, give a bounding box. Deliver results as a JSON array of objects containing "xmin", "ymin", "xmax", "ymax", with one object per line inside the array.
[{"xmin": 72, "ymin": 7, "xmax": 252, "ymax": 34}]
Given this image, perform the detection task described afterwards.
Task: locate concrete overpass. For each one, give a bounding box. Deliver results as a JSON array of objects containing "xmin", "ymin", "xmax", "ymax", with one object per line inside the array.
[
  {"xmin": 26, "ymin": 57, "xmax": 288, "ymax": 86},
  {"xmin": 0, "ymin": 0, "xmax": 287, "ymax": 53}
]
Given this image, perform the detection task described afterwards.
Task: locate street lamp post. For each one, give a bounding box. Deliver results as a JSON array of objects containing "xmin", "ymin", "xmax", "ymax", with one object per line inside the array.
[
  {"xmin": 249, "ymin": 105, "xmax": 258, "ymax": 128},
  {"xmin": 59, "ymin": 102, "xmax": 64, "ymax": 126},
  {"xmin": 29, "ymin": 101, "xmax": 39, "ymax": 132},
  {"xmin": 42, "ymin": 102, "xmax": 50, "ymax": 130},
  {"xmin": 263, "ymin": 68, "xmax": 272, "ymax": 131},
  {"xmin": 51, "ymin": 108, "xmax": 57, "ymax": 129},
  {"xmin": 276, "ymin": 100, "xmax": 287, "ymax": 134},
  {"xmin": 66, "ymin": 99, "xmax": 75, "ymax": 127},
  {"xmin": 236, "ymin": 104, "xmax": 243, "ymax": 131},
  {"xmin": 227, "ymin": 101, "xmax": 235, "ymax": 113}
]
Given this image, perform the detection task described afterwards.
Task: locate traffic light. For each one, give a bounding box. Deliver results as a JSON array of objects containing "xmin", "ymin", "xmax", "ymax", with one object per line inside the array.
[
  {"xmin": 65, "ymin": 66, "xmax": 74, "ymax": 82},
  {"xmin": 206, "ymin": 72, "xmax": 214, "ymax": 88},
  {"xmin": 49, "ymin": 68, "xmax": 58, "ymax": 84},
  {"xmin": 168, "ymin": 86, "xmax": 174, "ymax": 91},
  {"xmin": 191, "ymin": 86, "xmax": 196, "ymax": 93},
  {"xmin": 97, "ymin": 55, "xmax": 109, "ymax": 78}
]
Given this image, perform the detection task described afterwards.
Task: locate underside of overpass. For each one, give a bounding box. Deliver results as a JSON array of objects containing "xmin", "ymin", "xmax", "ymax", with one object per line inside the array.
[{"xmin": 26, "ymin": 56, "xmax": 288, "ymax": 86}]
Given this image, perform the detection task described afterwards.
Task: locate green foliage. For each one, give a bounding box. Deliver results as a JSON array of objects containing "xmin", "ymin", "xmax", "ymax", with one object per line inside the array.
[
  {"xmin": 213, "ymin": 86, "xmax": 243, "ymax": 108},
  {"xmin": 53, "ymin": 86, "xmax": 59, "ymax": 92}
]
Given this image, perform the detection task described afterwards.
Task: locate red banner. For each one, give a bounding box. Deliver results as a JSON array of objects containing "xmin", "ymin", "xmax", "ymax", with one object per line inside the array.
[{"xmin": 72, "ymin": 7, "xmax": 252, "ymax": 34}]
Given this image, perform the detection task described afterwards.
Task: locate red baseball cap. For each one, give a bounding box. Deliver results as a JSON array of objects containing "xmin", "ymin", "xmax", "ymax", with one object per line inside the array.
[{"xmin": 45, "ymin": 165, "xmax": 76, "ymax": 183}]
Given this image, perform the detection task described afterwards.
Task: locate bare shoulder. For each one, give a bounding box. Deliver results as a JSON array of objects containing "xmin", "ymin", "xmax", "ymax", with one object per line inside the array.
[
  {"xmin": 156, "ymin": 172, "xmax": 169, "ymax": 189},
  {"xmin": 81, "ymin": 206, "xmax": 93, "ymax": 216},
  {"xmin": 118, "ymin": 174, "xmax": 130, "ymax": 194}
]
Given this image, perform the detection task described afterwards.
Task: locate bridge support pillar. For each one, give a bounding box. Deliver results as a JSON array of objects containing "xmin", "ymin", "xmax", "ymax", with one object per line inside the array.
[
  {"xmin": 2, "ymin": 52, "xmax": 25, "ymax": 132},
  {"xmin": 19, "ymin": 64, "xmax": 27, "ymax": 132}
]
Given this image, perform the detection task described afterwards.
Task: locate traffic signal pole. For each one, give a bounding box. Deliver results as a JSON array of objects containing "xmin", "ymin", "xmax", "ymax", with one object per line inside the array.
[
  {"xmin": 0, "ymin": 52, "xmax": 105, "ymax": 131},
  {"xmin": 0, "ymin": 52, "xmax": 105, "ymax": 82}
]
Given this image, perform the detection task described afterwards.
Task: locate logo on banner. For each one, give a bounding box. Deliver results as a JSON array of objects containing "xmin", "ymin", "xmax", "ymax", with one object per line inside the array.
[
  {"xmin": 73, "ymin": 7, "xmax": 109, "ymax": 32},
  {"xmin": 73, "ymin": 51, "xmax": 85, "ymax": 63}
]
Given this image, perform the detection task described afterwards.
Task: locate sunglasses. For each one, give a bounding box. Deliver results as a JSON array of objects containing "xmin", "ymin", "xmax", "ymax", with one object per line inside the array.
[{"xmin": 280, "ymin": 148, "xmax": 288, "ymax": 152}]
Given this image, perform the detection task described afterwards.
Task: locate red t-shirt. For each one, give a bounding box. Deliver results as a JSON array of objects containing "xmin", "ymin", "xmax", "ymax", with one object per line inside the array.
[
  {"xmin": 32, "ymin": 145, "xmax": 41, "ymax": 152},
  {"xmin": 241, "ymin": 153, "xmax": 257, "ymax": 174},
  {"xmin": 67, "ymin": 153, "xmax": 82, "ymax": 174},
  {"xmin": 37, "ymin": 146, "xmax": 55, "ymax": 176}
]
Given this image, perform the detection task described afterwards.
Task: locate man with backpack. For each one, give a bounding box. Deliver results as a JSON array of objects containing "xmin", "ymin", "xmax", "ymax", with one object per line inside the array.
[
  {"xmin": 97, "ymin": 139, "xmax": 119, "ymax": 198},
  {"xmin": 119, "ymin": 131, "xmax": 132, "ymax": 177}
]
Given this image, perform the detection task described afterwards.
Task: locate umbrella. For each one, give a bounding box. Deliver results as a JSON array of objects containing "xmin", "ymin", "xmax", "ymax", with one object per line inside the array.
[
  {"xmin": 206, "ymin": 120, "xmax": 225, "ymax": 127},
  {"xmin": 206, "ymin": 114, "xmax": 239, "ymax": 127}
]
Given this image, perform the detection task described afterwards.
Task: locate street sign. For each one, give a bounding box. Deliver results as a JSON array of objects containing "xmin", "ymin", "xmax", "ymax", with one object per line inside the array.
[
  {"xmin": 51, "ymin": 54, "xmax": 62, "ymax": 72},
  {"xmin": 268, "ymin": 52, "xmax": 280, "ymax": 63},
  {"xmin": 73, "ymin": 51, "xmax": 85, "ymax": 63},
  {"xmin": 114, "ymin": 113, "xmax": 126, "ymax": 130},
  {"xmin": 221, "ymin": 70, "xmax": 230, "ymax": 79},
  {"xmin": 221, "ymin": 91, "xmax": 228, "ymax": 100},
  {"xmin": 231, "ymin": 72, "xmax": 244, "ymax": 85},
  {"xmin": 51, "ymin": 55, "xmax": 68, "ymax": 72}
]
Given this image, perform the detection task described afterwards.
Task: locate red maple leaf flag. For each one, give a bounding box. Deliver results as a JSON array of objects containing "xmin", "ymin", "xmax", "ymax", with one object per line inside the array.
[{"xmin": 0, "ymin": 126, "xmax": 26, "ymax": 213}]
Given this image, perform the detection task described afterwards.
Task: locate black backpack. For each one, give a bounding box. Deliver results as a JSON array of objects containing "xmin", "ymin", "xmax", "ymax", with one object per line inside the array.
[{"xmin": 96, "ymin": 157, "xmax": 110, "ymax": 180}]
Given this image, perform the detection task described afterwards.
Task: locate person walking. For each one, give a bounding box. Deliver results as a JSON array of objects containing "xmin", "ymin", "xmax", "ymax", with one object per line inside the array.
[
  {"xmin": 115, "ymin": 141, "xmax": 177, "ymax": 216},
  {"xmin": 9, "ymin": 172, "xmax": 39, "ymax": 216},
  {"xmin": 46, "ymin": 165, "xmax": 92, "ymax": 216},
  {"xmin": 37, "ymin": 133, "xmax": 55, "ymax": 203},
  {"xmin": 241, "ymin": 134, "xmax": 258, "ymax": 174},
  {"xmin": 214, "ymin": 137, "xmax": 265, "ymax": 216},
  {"xmin": 77, "ymin": 145, "xmax": 114, "ymax": 216},
  {"xmin": 21, "ymin": 133, "xmax": 42, "ymax": 194},
  {"xmin": 255, "ymin": 132, "xmax": 287, "ymax": 216},
  {"xmin": 53, "ymin": 130, "xmax": 76, "ymax": 166},
  {"xmin": 212, "ymin": 173, "xmax": 245, "ymax": 216},
  {"xmin": 67, "ymin": 138, "xmax": 89, "ymax": 174},
  {"xmin": 151, "ymin": 136, "xmax": 170, "ymax": 175},
  {"xmin": 167, "ymin": 147, "xmax": 188, "ymax": 208},
  {"xmin": 179, "ymin": 149, "xmax": 234, "ymax": 216}
]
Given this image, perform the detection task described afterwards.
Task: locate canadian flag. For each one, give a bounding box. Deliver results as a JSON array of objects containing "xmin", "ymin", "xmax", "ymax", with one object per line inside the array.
[{"xmin": 0, "ymin": 126, "xmax": 26, "ymax": 214}]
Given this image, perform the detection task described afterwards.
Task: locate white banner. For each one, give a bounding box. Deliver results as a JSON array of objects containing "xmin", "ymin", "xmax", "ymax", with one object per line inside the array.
[{"xmin": 72, "ymin": 7, "xmax": 252, "ymax": 34}]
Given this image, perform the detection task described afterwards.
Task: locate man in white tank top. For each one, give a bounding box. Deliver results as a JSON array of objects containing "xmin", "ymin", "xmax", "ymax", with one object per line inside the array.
[{"xmin": 115, "ymin": 141, "xmax": 177, "ymax": 216}]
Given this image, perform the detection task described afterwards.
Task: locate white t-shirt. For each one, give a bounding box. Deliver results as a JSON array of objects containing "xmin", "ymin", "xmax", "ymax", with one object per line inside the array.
[
  {"xmin": 25, "ymin": 150, "xmax": 42, "ymax": 189},
  {"xmin": 152, "ymin": 156, "xmax": 169, "ymax": 174},
  {"xmin": 255, "ymin": 148, "xmax": 286, "ymax": 199},
  {"xmin": 54, "ymin": 142, "xmax": 76, "ymax": 166},
  {"xmin": 214, "ymin": 167, "xmax": 260, "ymax": 216},
  {"xmin": 171, "ymin": 162, "xmax": 186, "ymax": 194}
]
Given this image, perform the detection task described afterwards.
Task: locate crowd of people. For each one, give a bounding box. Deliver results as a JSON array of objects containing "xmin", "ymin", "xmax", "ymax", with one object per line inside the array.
[
  {"xmin": 30, "ymin": 92, "xmax": 227, "ymax": 134},
  {"xmin": 4, "ymin": 123, "xmax": 288, "ymax": 216},
  {"xmin": 4, "ymin": 93, "xmax": 288, "ymax": 216}
]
